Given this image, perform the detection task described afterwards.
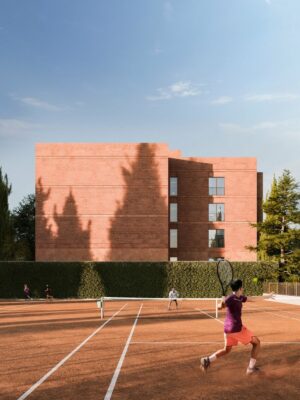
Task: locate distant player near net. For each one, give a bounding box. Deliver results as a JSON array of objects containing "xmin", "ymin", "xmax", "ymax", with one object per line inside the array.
[
  {"xmin": 24, "ymin": 283, "xmax": 32, "ymax": 300},
  {"xmin": 168, "ymin": 288, "xmax": 179, "ymax": 310},
  {"xmin": 45, "ymin": 284, "xmax": 54, "ymax": 301},
  {"xmin": 200, "ymin": 279, "xmax": 274, "ymax": 375}
]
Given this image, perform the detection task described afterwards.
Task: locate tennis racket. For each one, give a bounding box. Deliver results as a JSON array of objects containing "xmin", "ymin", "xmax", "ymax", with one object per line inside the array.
[{"xmin": 217, "ymin": 259, "xmax": 233, "ymax": 296}]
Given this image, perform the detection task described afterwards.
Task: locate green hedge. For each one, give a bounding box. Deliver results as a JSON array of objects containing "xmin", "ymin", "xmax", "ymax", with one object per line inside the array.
[{"xmin": 0, "ymin": 261, "xmax": 277, "ymax": 299}]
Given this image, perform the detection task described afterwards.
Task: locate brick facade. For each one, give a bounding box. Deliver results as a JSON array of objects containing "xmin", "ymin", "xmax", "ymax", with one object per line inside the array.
[{"xmin": 36, "ymin": 143, "xmax": 261, "ymax": 261}]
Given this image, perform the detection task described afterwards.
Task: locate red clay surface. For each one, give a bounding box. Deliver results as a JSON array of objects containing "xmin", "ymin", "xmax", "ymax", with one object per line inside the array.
[{"xmin": 1, "ymin": 299, "xmax": 300, "ymax": 400}]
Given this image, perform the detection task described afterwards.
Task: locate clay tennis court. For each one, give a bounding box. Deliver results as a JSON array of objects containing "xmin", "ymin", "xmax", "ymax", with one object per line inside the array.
[{"xmin": 1, "ymin": 298, "xmax": 300, "ymax": 400}]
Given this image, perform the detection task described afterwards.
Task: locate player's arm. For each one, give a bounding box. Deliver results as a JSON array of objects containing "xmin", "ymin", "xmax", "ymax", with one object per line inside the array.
[
  {"xmin": 218, "ymin": 296, "xmax": 226, "ymax": 310},
  {"xmin": 246, "ymin": 292, "xmax": 275, "ymax": 302}
]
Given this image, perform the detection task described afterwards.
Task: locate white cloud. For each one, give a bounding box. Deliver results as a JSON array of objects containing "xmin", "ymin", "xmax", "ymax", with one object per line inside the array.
[
  {"xmin": 0, "ymin": 118, "xmax": 40, "ymax": 137},
  {"xmin": 218, "ymin": 123, "xmax": 247, "ymax": 134},
  {"xmin": 211, "ymin": 96, "xmax": 233, "ymax": 105},
  {"xmin": 20, "ymin": 97, "xmax": 64, "ymax": 111},
  {"xmin": 252, "ymin": 121, "xmax": 279, "ymax": 130},
  {"xmin": 11, "ymin": 94, "xmax": 65, "ymax": 111},
  {"xmin": 244, "ymin": 93, "xmax": 299, "ymax": 102},
  {"xmin": 265, "ymin": 0, "xmax": 271, "ymax": 5},
  {"xmin": 147, "ymin": 81, "xmax": 202, "ymax": 101},
  {"xmin": 146, "ymin": 89, "xmax": 171, "ymax": 101},
  {"xmin": 219, "ymin": 121, "xmax": 283, "ymax": 134},
  {"xmin": 219, "ymin": 119, "xmax": 300, "ymax": 140}
]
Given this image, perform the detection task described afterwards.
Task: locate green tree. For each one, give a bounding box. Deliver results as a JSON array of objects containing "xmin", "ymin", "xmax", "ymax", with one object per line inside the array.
[
  {"xmin": 249, "ymin": 170, "xmax": 300, "ymax": 280},
  {"xmin": 0, "ymin": 167, "xmax": 14, "ymax": 260},
  {"xmin": 12, "ymin": 194, "xmax": 35, "ymax": 260},
  {"xmin": 78, "ymin": 263, "xmax": 105, "ymax": 298}
]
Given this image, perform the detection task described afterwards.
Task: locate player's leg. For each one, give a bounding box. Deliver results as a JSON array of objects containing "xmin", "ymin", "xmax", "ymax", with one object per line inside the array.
[
  {"xmin": 200, "ymin": 345, "xmax": 232, "ymax": 372},
  {"xmin": 214, "ymin": 345, "xmax": 232, "ymax": 358},
  {"xmin": 200, "ymin": 333, "xmax": 235, "ymax": 373},
  {"xmin": 247, "ymin": 336, "xmax": 261, "ymax": 375},
  {"xmin": 175, "ymin": 299, "xmax": 178, "ymax": 309},
  {"xmin": 168, "ymin": 300, "xmax": 172, "ymax": 310}
]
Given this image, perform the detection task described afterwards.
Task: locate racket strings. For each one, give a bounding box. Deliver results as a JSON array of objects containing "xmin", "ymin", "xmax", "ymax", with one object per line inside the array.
[{"xmin": 217, "ymin": 260, "xmax": 233, "ymax": 294}]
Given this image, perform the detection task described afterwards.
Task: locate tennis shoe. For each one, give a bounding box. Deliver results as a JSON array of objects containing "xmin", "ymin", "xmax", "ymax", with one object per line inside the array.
[
  {"xmin": 246, "ymin": 366, "xmax": 260, "ymax": 375},
  {"xmin": 200, "ymin": 357, "xmax": 210, "ymax": 373}
]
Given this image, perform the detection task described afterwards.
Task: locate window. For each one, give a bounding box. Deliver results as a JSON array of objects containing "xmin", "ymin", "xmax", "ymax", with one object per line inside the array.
[
  {"xmin": 170, "ymin": 257, "xmax": 178, "ymax": 261},
  {"xmin": 170, "ymin": 203, "xmax": 178, "ymax": 222},
  {"xmin": 208, "ymin": 229, "xmax": 224, "ymax": 248},
  {"xmin": 170, "ymin": 229, "xmax": 178, "ymax": 248},
  {"xmin": 209, "ymin": 204, "xmax": 225, "ymax": 221},
  {"xmin": 209, "ymin": 177, "xmax": 225, "ymax": 195},
  {"xmin": 170, "ymin": 177, "xmax": 178, "ymax": 196}
]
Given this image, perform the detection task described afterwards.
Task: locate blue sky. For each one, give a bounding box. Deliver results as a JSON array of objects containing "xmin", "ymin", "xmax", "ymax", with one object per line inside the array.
[{"xmin": 1, "ymin": 0, "xmax": 300, "ymax": 209}]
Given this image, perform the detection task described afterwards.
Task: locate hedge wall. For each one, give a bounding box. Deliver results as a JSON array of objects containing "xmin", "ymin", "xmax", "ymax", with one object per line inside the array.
[{"xmin": 0, "ymin": 261, "xmax": 277, "ymax": 299}]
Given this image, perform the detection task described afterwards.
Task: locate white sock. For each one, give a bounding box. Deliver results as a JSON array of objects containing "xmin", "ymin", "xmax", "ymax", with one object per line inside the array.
[
  {"xmin": 248, "ymin": 358, "xmax": 256, "ymax": 369},
  {"xmin": 209, "ymin": 354, "xmax": 217, "ymax": 362}
]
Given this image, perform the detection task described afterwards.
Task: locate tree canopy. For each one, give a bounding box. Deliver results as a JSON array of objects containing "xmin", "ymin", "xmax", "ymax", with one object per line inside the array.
[
  {"xmin": 249, "ymin": 170, "xmax": 300, "ymax": 280},
  {"xmin": 0, "ymin": 167, "xmax": 14, "ymax": 260},
  {"xmin": 12, "ymin": 194, "xmax": 35, "ymax": 260}
]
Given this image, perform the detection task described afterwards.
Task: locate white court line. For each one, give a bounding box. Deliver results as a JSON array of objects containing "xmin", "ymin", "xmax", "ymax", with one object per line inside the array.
[
  {"xmin": 104, "ymin": 304, "xmax": 143, "ymax": 400},
  {"xmin": 279, "ymin": 310, "xmax": 300, "ymax": 318},
  {"xmin": 17, "ymin": 304, "xmax": 127, "ymax": 400},
  {"xmin": 131, "ymin": 340, "xmax": 300, "ymax": 345},
  {"xmin": 194, "ymin": 308, "xmax": 224, "ymax": 325},
  {"xmin": 260, "ymin": 311, "xmax": 300, "ymax": 322},
  {"xmin": 131, "ymin": 341, "xmax": 224, "ymax": 345},
  {"xmin": 195, "ymin": 303, "xmax": 300, "ymax": 344},
  {"xmin": 197, "ymin": 303, "xmax": 300, "ymax": 324},
  {"xmin": 247, "ymin": 306, "xmax": 300, "ymax": 322}
]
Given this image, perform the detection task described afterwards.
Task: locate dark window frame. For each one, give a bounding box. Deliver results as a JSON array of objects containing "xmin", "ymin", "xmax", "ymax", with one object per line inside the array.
[
  {"xmin": 170, "ymin": 176, "xmax": 178, "ymax": 196},
  {"xmin": 209, "ymin": 177, "xmax": 225, "ymax": 196},
  {"xmin": 170, "ymin": 228, "xmax": 178, "ymax": 248},
  {"xmin": 208, "ymin": 203, "xmax": 225, "ymax": 221},
  {"xmin": 208, "ymin": 229, "xmax": 225, "ymax": 248},
  {"xmin": 170, "ymin": 203, "xmax": 178, "ymax": 222}
]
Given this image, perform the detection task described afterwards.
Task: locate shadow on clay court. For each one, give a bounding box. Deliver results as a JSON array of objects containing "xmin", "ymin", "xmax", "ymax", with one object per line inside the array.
[{"xmin": 10, "ymin": 342, "xmax": 300, "ymax": 400}]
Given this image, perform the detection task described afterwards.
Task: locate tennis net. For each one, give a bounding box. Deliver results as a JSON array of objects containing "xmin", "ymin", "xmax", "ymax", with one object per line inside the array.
[{"xmin": 97, "ymin": 297, "xmax": 222, "ymax": 319}]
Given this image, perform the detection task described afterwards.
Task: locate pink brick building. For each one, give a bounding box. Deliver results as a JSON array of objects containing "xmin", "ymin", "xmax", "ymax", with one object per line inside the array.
[{"xmin": 36, "ymin": 143, "xmax": 262, "ymax": 262}]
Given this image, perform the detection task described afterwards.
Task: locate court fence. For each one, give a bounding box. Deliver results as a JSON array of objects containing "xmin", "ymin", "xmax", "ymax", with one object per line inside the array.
[{"xmin": 264, "ymin": 282, "xmax": 300, "ymax": 296}]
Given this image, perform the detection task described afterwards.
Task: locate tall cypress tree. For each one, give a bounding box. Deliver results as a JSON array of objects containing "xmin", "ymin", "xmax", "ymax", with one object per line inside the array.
[
  {"xmin": 249, "ymin": 170, "xmax": 300, "ymax": 279},
  {"xmin": 0, "ymin": 167, "xmax": 14, "ymax": 260},
  {"xmin": 12, "ymin": 194, "xmax": 35, "ymax": 260}
]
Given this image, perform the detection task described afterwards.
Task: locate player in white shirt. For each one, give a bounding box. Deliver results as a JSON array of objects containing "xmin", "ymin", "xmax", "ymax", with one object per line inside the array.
[{"xmin": 168, "ymin": 288, "xmax": 179, "ymax": 310}]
